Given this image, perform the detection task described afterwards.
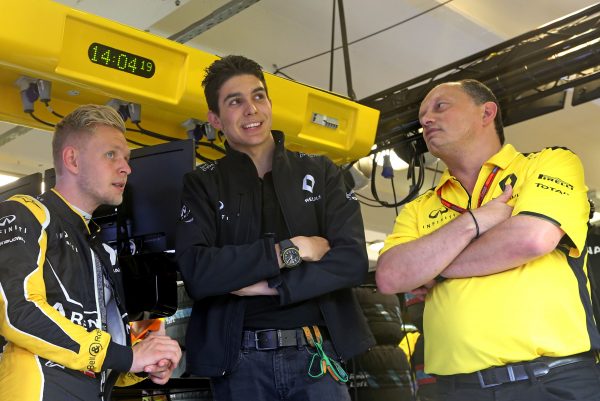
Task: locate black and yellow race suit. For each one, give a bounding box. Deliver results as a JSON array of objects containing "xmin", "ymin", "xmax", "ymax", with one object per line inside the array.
[{"xmin": 0, "ymin": 189, "xmax": 141, "ymax": 400}]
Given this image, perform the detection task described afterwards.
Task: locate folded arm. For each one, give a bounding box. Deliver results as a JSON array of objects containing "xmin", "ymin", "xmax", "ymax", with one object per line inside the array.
[
  {"xmin": 442, "ymin": 213, "xmax": 564, "ymax": 278},
  {"xmin": 376, "ymin": 185, "xmax": 513, "ymax": 294}
]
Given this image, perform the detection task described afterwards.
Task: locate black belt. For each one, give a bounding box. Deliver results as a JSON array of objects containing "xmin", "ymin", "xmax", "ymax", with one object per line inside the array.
[
  {"xmin": 242, "ymin": 328, "xmax": 308, "ymax": 351},
  {"xmin": 448, "ymin": 352, "xmax": 595, "ymax": 388}
]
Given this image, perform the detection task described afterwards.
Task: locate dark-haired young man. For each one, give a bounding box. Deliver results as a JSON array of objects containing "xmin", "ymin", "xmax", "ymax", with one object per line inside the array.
[
  {"xmin": 377, "ymin": 80, "xmax": 600, "ymax": 400},
  {"xmin": 176, "ymin": 55, "xmax": 374, "ymax": 400}
]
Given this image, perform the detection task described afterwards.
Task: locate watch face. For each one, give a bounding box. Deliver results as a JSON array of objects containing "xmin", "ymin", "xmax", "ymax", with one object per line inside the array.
[{"xmin": 282, "ymin": 248, "xmax": 302, "ymax": 267}]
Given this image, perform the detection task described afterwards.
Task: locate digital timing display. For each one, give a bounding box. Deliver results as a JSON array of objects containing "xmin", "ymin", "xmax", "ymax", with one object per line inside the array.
[{"xmin": 88, "ymin": 43, "xmax": 155, "ymax": 78}]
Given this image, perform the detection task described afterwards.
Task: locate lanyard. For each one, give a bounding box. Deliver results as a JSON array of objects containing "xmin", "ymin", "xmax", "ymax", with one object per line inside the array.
[
  {"xmin": 303, "ymin": 326, "xmax": 348, "ymax": 383},
  {"xmin": 436, "ymin": 166, "xmax": 500, "ymax": 213}
]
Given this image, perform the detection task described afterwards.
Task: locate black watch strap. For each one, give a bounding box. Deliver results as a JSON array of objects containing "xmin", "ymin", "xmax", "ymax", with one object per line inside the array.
[
  {"xmin": 280, "ymin": 239, "xmax": 296, "ymax": 251},
  {"xmin": 280, "ymin": 239, "xmax": 302, "ymax": 268}
]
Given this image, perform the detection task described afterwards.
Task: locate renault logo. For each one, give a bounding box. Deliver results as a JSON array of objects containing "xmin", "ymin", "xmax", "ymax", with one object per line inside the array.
[{"xmin": 302, "ymin": 175, "xmax": 315, "ymax": 193}]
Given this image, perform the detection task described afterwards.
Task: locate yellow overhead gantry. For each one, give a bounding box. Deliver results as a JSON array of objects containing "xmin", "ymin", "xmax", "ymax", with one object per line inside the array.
[{"xmin": 0, "ymin": 0, "xmax": 379, "ymax": 163}]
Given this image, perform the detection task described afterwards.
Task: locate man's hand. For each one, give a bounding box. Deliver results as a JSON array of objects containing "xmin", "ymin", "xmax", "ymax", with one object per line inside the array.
[
  {"xmin": 290, "ymin": 236, "xmax": 330, "ymax": 262},
  {"xmin": 130, "ymin": 334, "xmax": 181, "ymax": 376},
  {"xmin": 231, "ymin": 280, "xmax": 278, "ymax": 296},
  {"xmin": 472, "ymin": 184, "xmax": 513, "ymax": 236},
  {"xmin": 133, "ymin": 320, "xmax": 179, "ymax": 384},
  {"xmin": 144, "ymin": 356, "xmax": 176, "ymax": 385},
  {"xmin": 410, "ymin": 279, "xmax": 437, "ymax": 295}
]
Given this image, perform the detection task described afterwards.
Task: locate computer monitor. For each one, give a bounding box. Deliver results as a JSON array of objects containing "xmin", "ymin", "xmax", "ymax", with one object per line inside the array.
[
  {"xmin": 118, "ymin": 139, "xmax": 195, "ymax": 252},
  {"xmin": 0, "ymin": 172, "xmax": 43, "ymax": 201},
  {"xmin": 116, "ymin": 139, "xmax": 194, "ymax": 319}
]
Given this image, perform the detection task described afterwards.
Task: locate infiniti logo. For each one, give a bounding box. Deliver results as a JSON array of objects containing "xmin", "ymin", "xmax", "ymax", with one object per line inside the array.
[
  {"xmin": 0, "ymin": 215, "xmax": 16, "ymax": 226},
  {"xmin": 428, "ymin": 207, "xmax": 449, "ymax": 219}
]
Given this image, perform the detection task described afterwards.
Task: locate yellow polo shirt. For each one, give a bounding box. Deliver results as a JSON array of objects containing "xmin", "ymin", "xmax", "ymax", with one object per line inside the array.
[{"xmin": 380, "ymin": 144, "xmax": 598, "ymax": 375}]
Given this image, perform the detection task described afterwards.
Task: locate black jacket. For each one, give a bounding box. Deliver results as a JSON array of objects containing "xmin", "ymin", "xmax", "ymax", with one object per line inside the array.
[{"xmin": 176, "ymin": 131, "xmax": 375, "ymax": 377}]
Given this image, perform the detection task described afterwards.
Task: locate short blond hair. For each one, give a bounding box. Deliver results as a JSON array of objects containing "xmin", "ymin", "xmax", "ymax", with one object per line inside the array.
[{"xmin": 52, "ymin": 104, "xmax": 126, "ymax": 174}]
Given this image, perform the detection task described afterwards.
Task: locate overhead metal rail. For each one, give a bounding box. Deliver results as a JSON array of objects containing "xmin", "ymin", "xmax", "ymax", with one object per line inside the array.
[
  {"xmin": 168, "ymin": 0, "xmax": 261, "ymax": 43},
  {"xmin": 360, "ymin": 3, "xmax": 600, "ymax": 153}
]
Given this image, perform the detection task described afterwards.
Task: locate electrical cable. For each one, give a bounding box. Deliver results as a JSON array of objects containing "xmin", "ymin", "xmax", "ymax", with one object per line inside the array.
[
  {"xmin": 358, "ymin": 199, "xmax": 386, "ymax": 208},
  {"xmin": 126, "ymin": 138, "xmax": 147, "ymax": 148},
  {"xmin": 42, "ymin": 100, "xmax": 64, "ymax": 119},
  {"xmin": 356, "ymin": 192, "xmax": 380, "ymax": 203},
  {"xmin": 390, "ymin": 174, "xmax": 399, "ymax": 216},
  {"xmin": 131, "ymin": 123, "xmax": 226, "ymax": 157},
  {"xmin": 273, "ymin": 0, "xmax": 454, "ymax": 73},
  {"xmin": 271, "ymin": 65, "xmax": 297, "ymax": 81},
  {"xmin": 336, "ymin": 0, "xmax": 356, "ymax": 100},
  {"xmin": 369, "ymin": 145, "xmax": 425, "ymax": 209},
  {"xmin": 27, "ymin": 111, "xmax": 55, "ymax": 127},
  {"xmin": 216, "ymin": 130, "xmax": 226, "ymax": 144},
  {"xmin": 196, "ymin": 141, "xmax": 226, "ymax": 154},
  {"xmin": 195, "ymin": 151, "xmax": 214, "ymax": 164},
  {"xmin": 126, "ymin": 128, "xmax": 166, "ymax": 143},
  {"xmin": 133, "ymin": 123, "xmax": 179, "ymax": 142},
  {"xmin": 328, "ymin": 0, "xmax": 336, "ymax": 92}
]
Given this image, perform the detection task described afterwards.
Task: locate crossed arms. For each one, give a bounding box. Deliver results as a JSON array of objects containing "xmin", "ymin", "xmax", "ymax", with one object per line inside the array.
[{"xmin": 376, "ymin": 185, "xmax": 566, "ymax": 294}]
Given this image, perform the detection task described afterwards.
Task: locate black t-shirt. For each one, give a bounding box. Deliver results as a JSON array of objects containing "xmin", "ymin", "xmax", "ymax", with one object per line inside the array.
[{"xmin": 243, "ymin": 171, "xmax": 325, "ymax": 329}]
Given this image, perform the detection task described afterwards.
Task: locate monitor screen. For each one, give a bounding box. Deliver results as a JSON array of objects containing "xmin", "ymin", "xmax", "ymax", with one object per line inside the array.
[
  {"xmin": 0, "ymin": 172, "xmax": 43, "ymax": 201},
  {"xmin": 118, "ymin": 139, "xmax": 195, "ymax": 252}
]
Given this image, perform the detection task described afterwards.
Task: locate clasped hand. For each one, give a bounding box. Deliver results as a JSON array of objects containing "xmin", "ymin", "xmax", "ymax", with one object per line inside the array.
[{"xmin": 130, "ymin": 321, "xmax": 182, "ymax": 384}]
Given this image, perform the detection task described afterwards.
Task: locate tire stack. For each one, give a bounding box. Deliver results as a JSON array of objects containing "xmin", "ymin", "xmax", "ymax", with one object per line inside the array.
[
  {"xmin": 348, "ymin": 279, "xmax": 415, "ymax": 401},
  {"xmin": 404, "ymin": 292, "xmax": 438, "ymax": 401}
]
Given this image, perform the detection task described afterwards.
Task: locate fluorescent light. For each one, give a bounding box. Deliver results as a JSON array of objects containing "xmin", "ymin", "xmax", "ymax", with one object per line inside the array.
[
  {"xmin": 0, "ymin": 174, "xmax": 19, "ymax": 187},
  {"xmin": 372, "ymin": 149, "xmax": 409, "ymax": 170}
]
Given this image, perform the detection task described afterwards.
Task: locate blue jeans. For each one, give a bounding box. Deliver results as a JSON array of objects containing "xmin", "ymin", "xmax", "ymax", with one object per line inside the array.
[{"xmin": 210, "ymin": 339, "xmax": 351, "ymax": 401}]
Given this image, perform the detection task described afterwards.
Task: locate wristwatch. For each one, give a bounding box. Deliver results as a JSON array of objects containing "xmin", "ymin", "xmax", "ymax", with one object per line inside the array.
[{"xmin": 280, "ymin": 239, "xmax": 302, "ymax": 268}]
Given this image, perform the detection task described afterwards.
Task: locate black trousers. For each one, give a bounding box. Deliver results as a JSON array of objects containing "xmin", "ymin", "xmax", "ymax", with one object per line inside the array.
[{"xmin": 436, "ymin": 359, "xmax": 600, "ymax": 401}]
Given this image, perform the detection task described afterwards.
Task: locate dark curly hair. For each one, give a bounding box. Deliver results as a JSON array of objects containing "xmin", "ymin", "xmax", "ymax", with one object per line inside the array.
[{"xmin": 202, "ymin": 55, "xmax": 268, "ymax": 115}]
